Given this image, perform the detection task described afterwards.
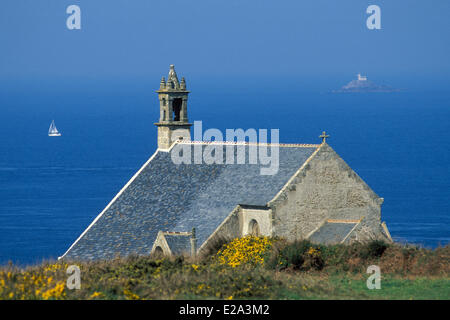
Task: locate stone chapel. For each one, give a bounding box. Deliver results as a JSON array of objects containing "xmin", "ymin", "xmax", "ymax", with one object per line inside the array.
[{"xmin": 60, "ymin": 65, "xmax": 392, "ymax": 260}]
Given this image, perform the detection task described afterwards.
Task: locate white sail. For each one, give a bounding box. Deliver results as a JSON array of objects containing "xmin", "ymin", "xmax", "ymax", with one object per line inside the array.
[
  {"xmin": 48, "ymin": 120, "xmax": 61, "ymax": 136},
  {"xmin": 48, "ymin": 121, "xmax": 55, "ymax": 133}
]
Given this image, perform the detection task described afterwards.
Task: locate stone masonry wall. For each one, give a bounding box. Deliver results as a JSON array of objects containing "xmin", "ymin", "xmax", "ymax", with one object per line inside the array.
[
  {"xmin": 269, "ymin": 143, "xmax": 388, "ymax": 242},
  {"xmin": 240, "ymin": 208, "xmax": 272, "ymax": 236},
  {"xmin": 157, "ymin": 125, "xmax": 191, "ymax": 150}
]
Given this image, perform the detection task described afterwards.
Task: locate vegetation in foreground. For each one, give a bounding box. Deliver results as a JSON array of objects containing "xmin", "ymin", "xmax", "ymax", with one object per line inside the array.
[{"xmin": 0, "ymin": 237, "xmax": 449, "ymax": 300}]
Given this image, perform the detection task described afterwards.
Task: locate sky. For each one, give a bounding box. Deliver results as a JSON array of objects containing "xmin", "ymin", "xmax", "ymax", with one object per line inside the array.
[{"xmin": 0, "ymin": 0, "xmax": 449, "ymax": 86}]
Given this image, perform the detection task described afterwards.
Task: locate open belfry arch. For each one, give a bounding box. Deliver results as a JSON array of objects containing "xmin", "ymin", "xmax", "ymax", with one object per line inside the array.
[{"xmin": 60, "ymin": 65, "xmax": 392, "ymax": 261}]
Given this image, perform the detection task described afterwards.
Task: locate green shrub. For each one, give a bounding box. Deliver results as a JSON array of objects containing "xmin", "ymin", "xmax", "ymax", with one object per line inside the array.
[
  {"xmin": 368, "ymin": 240, "xmax": 389, "ymax": 257},
  {"xmin": 362, "ymin": 240, "xmax": 389, "ymax": 259},
  {"xmin": 266, "ymin": 240, "xmax": 324, "ymax": 271}
]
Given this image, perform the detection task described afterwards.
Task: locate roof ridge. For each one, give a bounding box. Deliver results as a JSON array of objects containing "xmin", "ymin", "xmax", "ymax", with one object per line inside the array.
[
  {"xmin": 177, "ymin": 141, "xmax": 320, "ymax": 148},
  {"xmin": 163, "ymin": 231, "xmax": 192, "ymax": 236}
]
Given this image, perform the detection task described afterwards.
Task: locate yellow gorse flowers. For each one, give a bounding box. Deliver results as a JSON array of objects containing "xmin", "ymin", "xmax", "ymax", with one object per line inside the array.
[
  {"xmin": 307, "ymin": 247, "xmax": 320, "ymax": 257},
  {"xmin": 0, "ymin": 263, "xmax": 68, "ymax": 300},
  {"xmin": 191, "ymin": 264, "xmax": 200, "ymax": 271},
  {"xmin": 41, "ymin": 281, "xmax": 66, "ymax": 300},
  {"xmin": 216, "ymin": 236, "xmax": 273, "ymax": 268},
  {"xmin": 90, "ymin": 291, "xmax": 103, "ymax": 299},
  {"xmin": 123, "ymin": 289, "xmax": 140, "ymax": 300}
]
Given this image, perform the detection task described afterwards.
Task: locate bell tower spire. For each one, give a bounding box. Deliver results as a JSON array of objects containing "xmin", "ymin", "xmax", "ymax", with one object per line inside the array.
[{"xmin": 155, "ymin": 65, "xmax": 192, "ymax": 149}]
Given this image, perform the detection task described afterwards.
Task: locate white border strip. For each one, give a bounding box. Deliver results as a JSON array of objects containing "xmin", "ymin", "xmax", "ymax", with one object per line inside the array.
[{"xmin": 59, "ymin": 149, "xmax": 162, "ymax": 259}]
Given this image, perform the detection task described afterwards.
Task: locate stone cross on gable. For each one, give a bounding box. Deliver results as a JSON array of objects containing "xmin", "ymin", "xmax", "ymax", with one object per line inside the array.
[{"xmin": 319, "ymin": 131, "xmax": 330, "ymax": 143}]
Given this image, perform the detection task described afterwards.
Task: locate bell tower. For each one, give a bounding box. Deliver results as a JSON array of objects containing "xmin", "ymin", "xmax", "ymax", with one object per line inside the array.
[{"xmin": 155, "ymin": 65, "xmax": 192, "ymax": 149}]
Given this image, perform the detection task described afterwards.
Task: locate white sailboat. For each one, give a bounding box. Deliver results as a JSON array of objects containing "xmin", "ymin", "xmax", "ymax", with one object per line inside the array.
[{"xmin": 48, "ymin": 120, "xmax": 61, "ymax": 137}]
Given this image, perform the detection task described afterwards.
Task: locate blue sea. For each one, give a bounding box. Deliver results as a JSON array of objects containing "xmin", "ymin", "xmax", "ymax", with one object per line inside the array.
[{"xmin": 0, "ymin": 77, "xmax": 449, "ymax": 265}]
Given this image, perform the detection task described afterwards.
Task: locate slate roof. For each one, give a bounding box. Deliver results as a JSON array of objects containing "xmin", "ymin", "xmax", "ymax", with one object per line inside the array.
[
  {"xmin": 62, "ymin": 142, "xmax": 318, "ymax": 260},
  {"xmin": 308, "ymin": 221, "xmax": 358, "ymax": 244},
  {"xmin": 163, "ymin": 233, "xmax": 192, "ymax": 255}
]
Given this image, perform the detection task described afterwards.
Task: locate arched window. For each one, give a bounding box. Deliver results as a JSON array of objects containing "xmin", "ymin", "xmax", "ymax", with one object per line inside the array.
[{"xmin": 248, "ymin": 219, "xmax": 260, "ymax": 236}]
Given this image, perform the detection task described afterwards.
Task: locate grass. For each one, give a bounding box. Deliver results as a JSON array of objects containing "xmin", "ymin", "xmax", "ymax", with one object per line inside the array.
[
  {"xmin": 325, "ymin": 275, "xmax": 449, "ymax": 300},
  {"xmin": 0, "ymin": 239, "xmax": 449, "ymax": 300}
]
